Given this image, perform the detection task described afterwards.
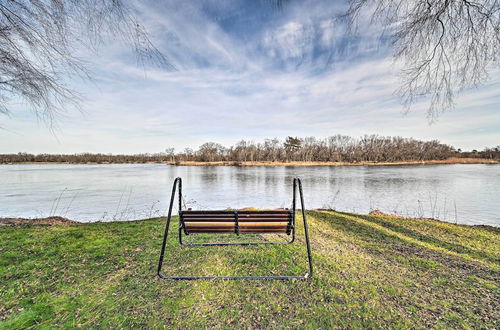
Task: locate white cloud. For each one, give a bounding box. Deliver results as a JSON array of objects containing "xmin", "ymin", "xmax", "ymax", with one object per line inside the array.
[{"xmin": 1, "ymin": 0, "xmax": 499, "ymax": 153}]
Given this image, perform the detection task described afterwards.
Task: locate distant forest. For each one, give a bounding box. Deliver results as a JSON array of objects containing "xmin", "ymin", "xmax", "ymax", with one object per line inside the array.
[{"xmin": 1, "ymin": 135, "xmax": 499, "ymax": 164}]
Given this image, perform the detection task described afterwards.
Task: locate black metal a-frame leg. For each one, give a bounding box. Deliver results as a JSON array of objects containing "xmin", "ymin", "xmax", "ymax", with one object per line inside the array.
[{"xmin": 157, "ymin": 177, "xmax": 313, "ymax": 280}]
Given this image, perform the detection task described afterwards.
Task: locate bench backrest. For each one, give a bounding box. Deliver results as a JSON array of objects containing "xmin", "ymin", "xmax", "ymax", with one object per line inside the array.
[{"xmin": 180, "ymin": 210, "xmax": 293, "ymax": 235}]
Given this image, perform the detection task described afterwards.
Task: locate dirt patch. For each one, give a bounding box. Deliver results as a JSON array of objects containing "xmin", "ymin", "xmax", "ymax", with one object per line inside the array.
[
  {"xmin": 368, "ymin": 210, "xmax": 404, "ymax": 218},
  {"xmin": 0, "ymin": 216, "xmax": 79, "ymax": 226},
  {"xmin": 367, "ymin": 210, "xmax": 451, "ymax": 224}
]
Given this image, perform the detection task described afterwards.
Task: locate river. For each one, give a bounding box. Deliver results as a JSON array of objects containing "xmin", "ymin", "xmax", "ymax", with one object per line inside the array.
[{"xmin": 0, "ymin": 164, "xmax": 498, "ymax": 226}]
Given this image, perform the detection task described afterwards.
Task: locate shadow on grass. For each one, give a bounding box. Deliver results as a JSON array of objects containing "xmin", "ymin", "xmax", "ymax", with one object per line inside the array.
[
  {"xmin": 349, "ymin": 213, "xmax": 499, "ymax": 266},
  {"xmin": 309, "ymin": 211, "xmax": 498, "ymax": 282},
  {"xmin": 473, "ymin": 224, "xmax": 500, "ymax": 234}
]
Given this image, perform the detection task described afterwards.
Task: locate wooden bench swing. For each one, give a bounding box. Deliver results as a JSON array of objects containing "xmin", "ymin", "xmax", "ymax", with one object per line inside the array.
[{"xmin": 157, "ymin": 177, "xmax": 313, "ymax": 280}]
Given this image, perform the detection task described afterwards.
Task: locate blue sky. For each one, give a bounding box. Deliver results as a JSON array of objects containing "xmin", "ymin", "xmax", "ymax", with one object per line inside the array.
[{"xmin": 1, "ymin": 0, "xmax": 499, "ymax": 153}]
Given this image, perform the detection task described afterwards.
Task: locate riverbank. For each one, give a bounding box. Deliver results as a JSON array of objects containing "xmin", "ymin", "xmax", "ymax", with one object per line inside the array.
[
  {"xmin": 1, "ymin": 211, "xmax": 498, "ymax": 328},
  {"xmin": 0, "ymin": 216, "xmax": 78, "ymax": 227},
  {"xmin": 1, "ymin": 157, "xmax": 498, "ymax": 166},
  {"xmin": 166, "ymin": 157, "xmax": 499, "ymax": 166}
]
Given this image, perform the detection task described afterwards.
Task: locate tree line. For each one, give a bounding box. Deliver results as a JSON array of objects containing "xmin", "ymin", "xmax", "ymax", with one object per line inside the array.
[{"xmin": 1, "ymin": 135, "xmax": 499, "ymax": 164}]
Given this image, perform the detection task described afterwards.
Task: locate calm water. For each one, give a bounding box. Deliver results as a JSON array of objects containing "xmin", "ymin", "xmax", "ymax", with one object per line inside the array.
[{"xmin": 0, "ymin": 164, "xmax": 498, "ymax": 226}]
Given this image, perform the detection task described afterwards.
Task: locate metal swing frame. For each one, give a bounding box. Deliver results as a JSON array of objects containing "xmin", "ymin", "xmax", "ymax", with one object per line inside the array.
[{"xmin": 157, "ymin": 177, "xmax": 313, "ymax": 280}]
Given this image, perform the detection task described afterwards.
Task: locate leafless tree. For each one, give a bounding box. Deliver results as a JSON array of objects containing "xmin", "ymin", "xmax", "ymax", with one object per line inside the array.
[
  {"xmin": 345, "ymin": 0, "xmax": 499, "ymax": 120},
  {"xmin": 0, "ymin": 0, "xmax": 172, "ymax": 124},
  {"xmin": 197, "ymin": 142, "xmax": 227, "ymax": 162},
  {"xmin": 5, "ymin": 135, "xmax": 499, "ymax": 164}
]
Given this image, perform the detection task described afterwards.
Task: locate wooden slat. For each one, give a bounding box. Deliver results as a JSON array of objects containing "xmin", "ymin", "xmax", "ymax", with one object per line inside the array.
[
  {"xmin": 186, "ymin": 224, "xmax": 288, "ymax": 231},
  {"xmin": 184, "ymin": 226, "xmax": 235, "ymax": 229},
  {"xmin": 183, "ymin": 218, "xmax": 289, "ymax": 223},
  {"xmin": 182, "ymin": 216, "xmax": 290, "ymax": 221},
  {"xmin": 239, "ymin": 227, "xmax": 288, "ymax": 231},
  {"xmin": 186, "ymin": 225, "xmax": 287, "ymax": 231},
  {"xmin": 183, "ymin": 214, "xmax": 289, "ymax": 218},
  {"xmin": 238, "ymin": 223, "xmax": 288, "ymax": 226},
  {"xmin": 185, "ymin": 222, "xmax": 234, "ymax": 227},
  {"xmin": 237, "ymin": 215, "xmax": 290, "ymax": 218},
  {"xmin": 182, "ymin": 216, "xmax": 234, "ymax": 219},
  {"xmin": 186, "ymin": 229, "xmax": 235, "ymax": 233},
  {"xmin": 185, "ymin": 221, "xmax": 288, "ymax": 226},
  {"xmin": 184, "ymin": 225, "xmax": 287, "ymax": 228},
  {"xmin": 237, "ymin": 219, "xmax": 289, "ymax": 222},
  {"xmin": 181, "ymin": 210, "xmax": 290, "ymax": 215},
  {"xmin": 185, "ymin": 225, "xmax": 287, "ymax": 231},
  {"xmin": 183, "ymin": 218, "xmax": 235, "ymax": 222},
  {"xmin": 182, "ymin": 214, "xmax": 235, "ymax": 217},
  {"xmin": 187, "ymin": 229, "xmax": 288, "ymax": 233},
  {"xmin": 239, "ymin": 229, "xmax": 287, "ymax": 233}
]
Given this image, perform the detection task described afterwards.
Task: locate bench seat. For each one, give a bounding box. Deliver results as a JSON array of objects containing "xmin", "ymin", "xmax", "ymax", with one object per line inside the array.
[{"xmin": 180, "ymin": 210, "xmax": 293, "ymax": 234}]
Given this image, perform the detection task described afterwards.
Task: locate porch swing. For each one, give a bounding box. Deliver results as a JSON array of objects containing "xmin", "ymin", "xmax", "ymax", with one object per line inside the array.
[{"xmin": 157, "ymin": 177, "xmax": 313, "ymax": 280}]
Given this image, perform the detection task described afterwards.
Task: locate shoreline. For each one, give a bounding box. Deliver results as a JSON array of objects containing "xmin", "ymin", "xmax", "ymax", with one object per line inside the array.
[
  {"xmin": 2, "ymin": 210, "xmax": 498, "ymax": 229},
  {"xmin": 166, "ymin": 158, "xmax": 499, "ymax": 166},
  {"xmin": 1, "ymin": 157, "xmax": 498, "ymax": 166}
]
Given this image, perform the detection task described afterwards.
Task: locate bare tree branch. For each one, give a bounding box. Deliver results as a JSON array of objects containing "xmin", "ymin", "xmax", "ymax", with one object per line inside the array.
[
  {"xmin": 0, "ymin": 0, "xmax": 174, "ymax": 125},
  {"xmin": 344, "ymin": 0, "xmax": 499, "ymax": 120}
]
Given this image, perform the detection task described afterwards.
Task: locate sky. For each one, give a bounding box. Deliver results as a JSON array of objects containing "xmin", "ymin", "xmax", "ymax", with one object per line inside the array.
[{"xmin": 1, "ymin": 0, "xmax": 499, "ymax": 153}]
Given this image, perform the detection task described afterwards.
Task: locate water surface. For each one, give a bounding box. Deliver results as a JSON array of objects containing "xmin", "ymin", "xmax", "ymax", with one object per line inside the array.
[{"xmin": 0, "ymin": 164, "xmax": 498, "ymax": 226}]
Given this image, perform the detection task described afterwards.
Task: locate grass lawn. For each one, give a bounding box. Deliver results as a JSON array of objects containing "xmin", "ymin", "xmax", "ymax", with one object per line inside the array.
[{"xmin": 0, "ymin": 211, "xmax": 498, "ymax": 328}]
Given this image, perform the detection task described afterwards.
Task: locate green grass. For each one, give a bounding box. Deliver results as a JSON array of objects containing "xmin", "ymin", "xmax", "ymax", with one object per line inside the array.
[{"xmin": 0, "ymin": 211, "xmax": 498, "ymax": 328}]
